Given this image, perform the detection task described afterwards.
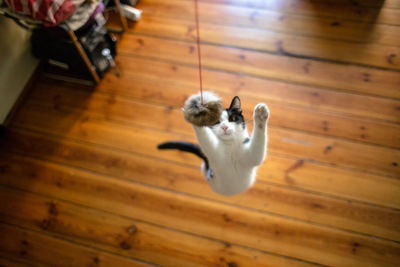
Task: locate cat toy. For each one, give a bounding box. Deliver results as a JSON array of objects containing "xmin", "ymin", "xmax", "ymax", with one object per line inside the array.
[
  {"xmin": 182, "ymin": 0, "xmax": 223, "ymax": 127},
  {"xmin": 183, "ymin": 91, "xmax": 222, "ymax": 126}
]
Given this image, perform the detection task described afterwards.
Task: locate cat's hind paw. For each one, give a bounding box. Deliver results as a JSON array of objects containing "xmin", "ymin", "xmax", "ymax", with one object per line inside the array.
[{"xmin": 254, "ymin": 103, "xmax": 270, "ymax": 123}]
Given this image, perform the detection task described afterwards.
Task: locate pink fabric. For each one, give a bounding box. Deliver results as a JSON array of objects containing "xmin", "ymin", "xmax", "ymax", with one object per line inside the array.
[{"xmin": 5, "ymin": 0, "xmax": 76, "ymax": 26}]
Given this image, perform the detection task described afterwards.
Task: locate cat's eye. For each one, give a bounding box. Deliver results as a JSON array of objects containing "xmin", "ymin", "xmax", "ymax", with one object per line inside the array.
[{"xmin": 229, "ymin": 115, "xmax": 238, "ymax": 122}]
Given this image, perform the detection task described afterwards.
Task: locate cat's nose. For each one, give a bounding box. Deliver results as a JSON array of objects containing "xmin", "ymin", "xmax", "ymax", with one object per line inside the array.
[{"xmin": 221, "ymin": 125, "xmax": 228, "ymax": 131}]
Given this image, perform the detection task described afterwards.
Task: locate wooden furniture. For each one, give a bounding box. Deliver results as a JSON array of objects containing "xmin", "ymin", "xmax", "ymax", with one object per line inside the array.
[{"xmin": 0, "ymin": 0, "xmax": 128, "ymax": 84}]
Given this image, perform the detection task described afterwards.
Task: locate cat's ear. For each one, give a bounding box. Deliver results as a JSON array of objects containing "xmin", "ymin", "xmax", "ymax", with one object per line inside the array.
[{"xmin": 229, "ymin": 96, "xmax": 242, "ymax": 113}]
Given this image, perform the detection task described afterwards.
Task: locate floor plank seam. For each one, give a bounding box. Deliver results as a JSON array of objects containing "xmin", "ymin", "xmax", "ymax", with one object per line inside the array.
[
  {"xmin": 0, "ymin": 184, "xmax": 328, "ymax": 267},
  {"xmin": 2, "ymin": 147, "xmax": 399, "ymax": 245},
  {"xmin": 38, "ymin": 79, "xmax": 400, "ymax": 126},
  {"xmin": 0, "ymin": 219, "xmax": 161, "ymax": 267},
  {"xmin": 181, "ymin": 0, "xmax": 400, "ymax": 26},
  {"xmin": 18, "ymin": 100, "xmax": 400, "ymax": 173},
  {"xmin": 3, "ymin": 137, "xmax": 399, "ymax": 213},
  {"xmin": 126, "ymin": 28, "xmax": 400, "ymax": 73},
  {"xmin": 138, "ymin": 7, "xmax": 400, "ymax": 48},
  {"xmin": 0, "ymin": 255, "xmax": 38, "ymax": 267},
  {"xmin": 117, "ymin": 51, "xmax": 400, "ymax": 101},
  {"xmin": 11, "ymin": 118, "xmax": 400, "ymax": 180}
]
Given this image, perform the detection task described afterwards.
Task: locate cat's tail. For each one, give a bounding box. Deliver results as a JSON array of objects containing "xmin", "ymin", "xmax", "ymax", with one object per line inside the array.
[{"xmin": 157, "ymin": 141, "xmax": 210, "ymax": 170}]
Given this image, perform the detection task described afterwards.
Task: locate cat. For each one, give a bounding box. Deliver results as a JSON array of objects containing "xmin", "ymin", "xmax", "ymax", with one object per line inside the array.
[{"xmin": 158, "ymin": 94, "xmax": 269, "ymax": 196}]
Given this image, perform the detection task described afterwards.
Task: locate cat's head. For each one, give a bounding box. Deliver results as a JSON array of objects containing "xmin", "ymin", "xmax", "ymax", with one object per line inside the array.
[{"xmin": 209, "ymin": 96, "xmax": 246, "ymax": 141}]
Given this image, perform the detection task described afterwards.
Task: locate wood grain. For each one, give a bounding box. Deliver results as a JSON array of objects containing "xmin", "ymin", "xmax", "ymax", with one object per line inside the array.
[
  {"xmin": 34, "ymin": 79, "xmax": 400, "ymax": 149},
  {"xmin": 139, "ymin": 0, "xmax": 400, "ymax": 54},
  {"xmin": 4, "ymin": 118, "xmax": 400, "ymax": 211},
  {"xmin": 118, "ymin": 34, "xmax": 400, "ymax": 98},
  {"xmin": 2, "ymin": 125, "xmax": 400, "ymax": 240},
  {"xmin": 1, "ymin": 1, "xmax": 399, "ymax": 265},
  {"xmin": 94, "ymin": 57, "xmax": 400, "ymax": 124},
  {"xmin": 0, "ymin": 159, "xmax": 399, "ymax": 267},
  {"xmin": 0, "ymin": 186, "xmax": 310, "ymax": 267},
  {"xmin": 0, "ymin": 256, "xmax": 35, "ymax": 267},
  {"xmin": 0, "ymin": 223, "xmax": 152, "ymax": 267},
  {"xmin": 12, "ymin": 92, "xmax": 400, "ymax": 177},
  {"xmin": 149, "ymin": 0, "xmax": 400, "ymax": 46},
  {"xmin": 187, "ymin": 0, "xmax": 400, "ymax": 25}
]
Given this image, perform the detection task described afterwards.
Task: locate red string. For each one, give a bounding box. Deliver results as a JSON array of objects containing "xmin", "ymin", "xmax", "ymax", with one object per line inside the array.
[{"xmin": 194, "ymin": 0, "xmax": 203, "ymax": 105}]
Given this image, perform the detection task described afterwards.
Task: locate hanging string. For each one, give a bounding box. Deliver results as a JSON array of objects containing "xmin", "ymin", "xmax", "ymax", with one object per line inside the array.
[{"xmin": 194, "ymin": 0, "xmax": 203, "ymax": 105}]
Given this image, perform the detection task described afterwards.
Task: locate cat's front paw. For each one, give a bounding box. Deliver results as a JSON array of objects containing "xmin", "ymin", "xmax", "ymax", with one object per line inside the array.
[{"xmin": 254, "ymin": 103, "xmax": 270, "ymax": 123}]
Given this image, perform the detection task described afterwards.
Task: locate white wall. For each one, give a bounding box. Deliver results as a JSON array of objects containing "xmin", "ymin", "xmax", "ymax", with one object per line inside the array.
[{"xmin": 0, "ymin": 16, "xmax": 39, "ymax": 124}]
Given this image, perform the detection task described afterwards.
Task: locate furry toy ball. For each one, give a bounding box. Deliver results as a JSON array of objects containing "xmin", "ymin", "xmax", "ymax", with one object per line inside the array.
[{"xmin": 183, "ymin": 91, "xmax": 223, "ymax": 127}]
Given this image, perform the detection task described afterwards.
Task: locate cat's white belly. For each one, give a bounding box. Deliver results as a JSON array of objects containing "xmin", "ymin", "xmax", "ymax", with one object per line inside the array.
[
  {"xmin": 202, "ymin": 142, "xmax": 259, "ymax": 196},
  {"xmin": 207, "ymin": 166, "xmax": 256, "ymax": 196}
]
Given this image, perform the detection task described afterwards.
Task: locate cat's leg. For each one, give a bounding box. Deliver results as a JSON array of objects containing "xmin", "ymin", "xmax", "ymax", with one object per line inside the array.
[
  {"xmin": 195, "ymin": 126, "xmax": 217, "ymax": 180},
  {"xmin": 201, "ymin": 162, "xmax": 214, "ymax": 180},
  {"xmin": 243, "ymin": 103, "xmax": 269, "ymax": 166},
  {"xmin": 193, "ymin": 126, "xmax": 219, "ymax": 156}
]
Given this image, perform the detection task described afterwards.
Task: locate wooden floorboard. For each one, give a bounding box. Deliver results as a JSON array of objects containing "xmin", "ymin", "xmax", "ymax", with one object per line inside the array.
[
  {"xmin": 139, "ymin": 0, "xmax": 400, "ymax": 57},
  {"xmin": 190, "ymin": 0, "xmax": 400, "ymax": 25},
  {"xmin": 118, "ymin": 34, "xmax": 400, "ymax": 98},
  {"xmin": 11, "ymin": 97, "xmax": 400, "ymax": 176},
  {"xmin": 110, "ymin": 56, "xmax": 400, "ymax": 123},
  {"xmin": 31, "ymin": 81, "xmax": 400, "ymax": 148},
  {"xmin": 0, "ymin": 256, "xmax": 36, "ymax": 267},
  {"xmin": 62, "ymin": 59, "xmax": 400, "ymax": 124},
  {"xmin": 1, "ymin": 0, "xmax": 399, "ymax": 266},
  {"xmin": 0, "ymin": 158, "xmax": 399, "ymax": 267},
  {"xmin": 0, "ymin": 183, "xmax": 318, "ymax": 267},
  {"xmin": 0, "ymin": 221, "xmax": 153, "ymax": 267},
  {"xmin": 1, "ymin": 129, "xmax": 400, "ymax": 241}
]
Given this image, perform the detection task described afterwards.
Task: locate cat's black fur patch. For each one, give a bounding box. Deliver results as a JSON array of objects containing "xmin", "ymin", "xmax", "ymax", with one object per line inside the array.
[
  {"xmin": 207, "ymin": 96, "xmax": 246, "ymax": 129},
  {"xmin": 158, "ymin": 141, "xmax": 210, "ymax": 170},
  {"xmin": 158, "ymin": 141, "xmax": 214, "ymax": 179},
  {"xmin": 227, "ymin": 96, "xmax": 245, "ymax": 129}
]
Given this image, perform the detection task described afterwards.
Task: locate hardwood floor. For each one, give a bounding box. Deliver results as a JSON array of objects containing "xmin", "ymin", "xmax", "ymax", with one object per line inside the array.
[{"xmin": 1, "ymin": 0, "xmax": 399, "ymax": 266}]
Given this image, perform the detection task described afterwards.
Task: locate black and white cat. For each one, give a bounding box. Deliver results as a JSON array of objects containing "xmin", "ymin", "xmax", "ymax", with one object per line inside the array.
[{"xmin": 158, "ymin": 93, "xmax": 269, "ymax": 196}]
